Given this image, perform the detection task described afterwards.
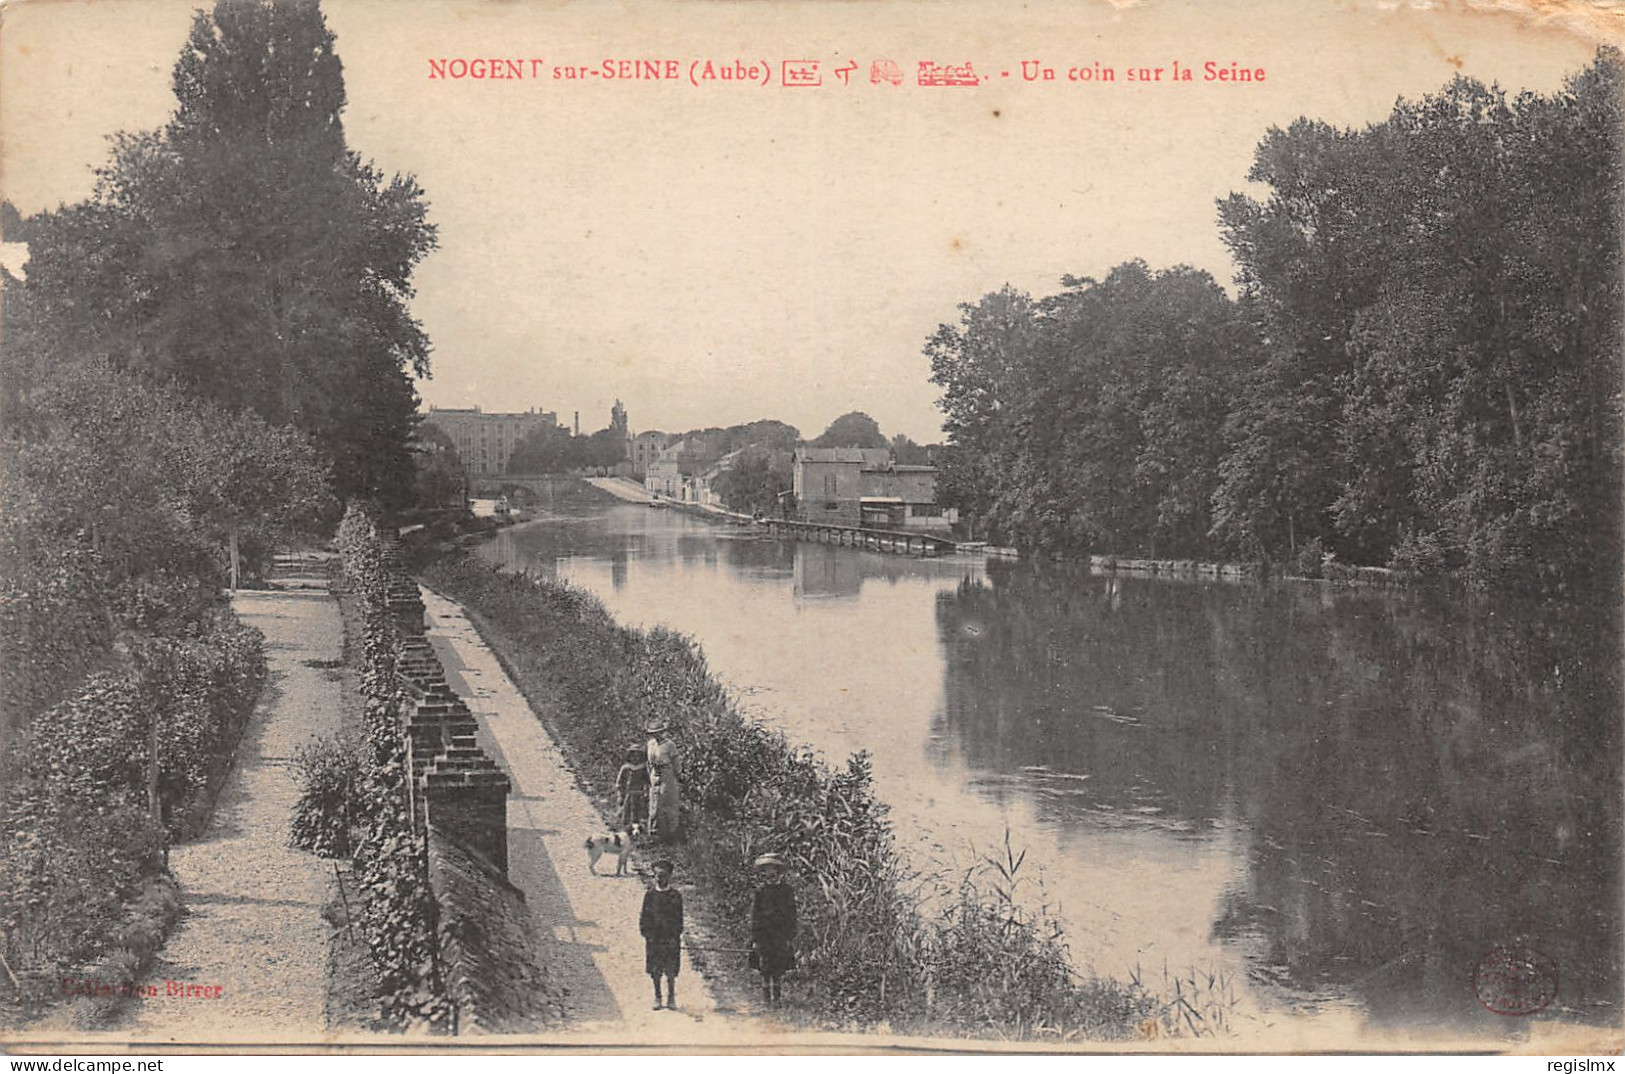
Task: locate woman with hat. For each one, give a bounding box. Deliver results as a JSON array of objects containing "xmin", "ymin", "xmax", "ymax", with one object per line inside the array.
[
  {"xmin": 645, "ymin": 720, "xmax": 682, "ymax": 842},
  {"xmin": 749, "ymin": 853, "xmax": 798, "ymax": 1006}
]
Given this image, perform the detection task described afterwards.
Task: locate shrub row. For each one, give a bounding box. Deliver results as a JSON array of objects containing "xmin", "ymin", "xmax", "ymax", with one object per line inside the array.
[
  {"xmin": 0, "ymin": 365, "xmax": 332, "ymax": 732},
  {"xmin": 321, "ymin": 504, "xmax": 449, "ymax": 1032},
  {"xmin": 0, "ymin": 609, "xmax": 266, "ymax": 1013},
  {"xmin": 418, "ymin": 551, "xmax": 1163, "ymax": 1040}
]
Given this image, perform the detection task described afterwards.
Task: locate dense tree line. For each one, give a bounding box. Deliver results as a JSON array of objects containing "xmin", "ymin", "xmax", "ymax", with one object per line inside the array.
[
  {"xmin": 502, "ymin": 422, "xmax": 626, "ymax": 473},
  {"xmin": 0, "ymin": 364, "xmax": 330, "ymax": 727},
  {"xmin": 665, "ymin": 418, "xmax": 803, "ymax": 456},
  {"xmin": 929, "ymin": 52, "xmax": 1621, "ymax": 592}
]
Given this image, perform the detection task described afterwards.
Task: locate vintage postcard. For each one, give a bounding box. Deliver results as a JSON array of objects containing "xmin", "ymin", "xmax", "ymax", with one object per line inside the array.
[{"xmin": 0, "ymin": 0, "xmax": 1621, "ymax": 1059}]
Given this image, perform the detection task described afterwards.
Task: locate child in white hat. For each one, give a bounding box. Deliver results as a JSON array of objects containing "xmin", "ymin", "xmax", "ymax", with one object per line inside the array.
[{"xmin": 749, "ymin": 853, "xmax": 797, "ymax": 1006}]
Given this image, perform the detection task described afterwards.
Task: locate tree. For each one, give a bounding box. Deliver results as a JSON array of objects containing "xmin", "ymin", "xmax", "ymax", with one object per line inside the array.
[
  {"xmin": 0, "ymin": 362, "xmax": 331, "ymax": 723},
  {"xmin": 411, "ymin": 422, "xmax": 465, "ymax": 509},
  {"xmin": 1047, "ymin": 263, "xmax": 1254, "ymax": 557},
  {"xmin": 923, "ymin": 49, "xmax": 1620, "ymax": 588},
  {"xmin": 927, "ymin": 286, "xmax": 1040, "ymax": 542},
  {"xmin": 888, "ymin": 434, "xmax": 933, "ymax": 465},
  {"xmin": 731, "ymin": 419, "xmax": 801, "ymax": 452},
  {"xmin": 928, "ymin": 269, "xmax": 1252, "ymax": 555},
  {"xmin": 507, "ymin": 424, "xmax": 577, "ymax": 473},
  {"xmin": 665, "ymin": 419, "xmax": 801, "ymax": 456},
  {"xmin": 813, "ymin": 411, "xmax": 887, "ymax": 448},
  {"xmin": 1216, "ymin": 49, "xmax": 1622, "ymax": 587},
  {"xmin": 582, "ymin": 427, "xmax": 629, "ymax": 469},
  {"xmin": 6, "ymin": 0, "xmax": 436, "ymax": 509},
  {"xmin": 710, "ymin": 448, "xmax": 793, "ymax": 515}
]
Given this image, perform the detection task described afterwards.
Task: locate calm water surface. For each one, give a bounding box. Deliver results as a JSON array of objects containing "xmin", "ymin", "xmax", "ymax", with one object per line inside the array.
[{"xmin": 479, "ymin": 486, "xmax": 1620, "ymax": 1040}]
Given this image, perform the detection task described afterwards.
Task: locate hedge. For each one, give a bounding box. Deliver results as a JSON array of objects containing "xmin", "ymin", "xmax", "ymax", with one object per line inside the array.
[
  {"xmin": 0, "ymin": 608, "xmax": 266, "ymax": 1016},
  {"xmin": 326, "ymin": 504, "xmax": 449, "ymax": 1032}
]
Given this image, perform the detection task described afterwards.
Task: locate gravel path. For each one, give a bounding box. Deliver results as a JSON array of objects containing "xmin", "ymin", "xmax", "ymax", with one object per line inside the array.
[{"xmin": 115, "ymin": 555, "xmax": 342, "ymax": 1044}]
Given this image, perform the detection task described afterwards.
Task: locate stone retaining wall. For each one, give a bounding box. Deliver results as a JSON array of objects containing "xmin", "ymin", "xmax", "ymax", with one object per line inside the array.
[{"xmin": 373, "ymin": 531, "xmax": 551, "ymax": 1032}]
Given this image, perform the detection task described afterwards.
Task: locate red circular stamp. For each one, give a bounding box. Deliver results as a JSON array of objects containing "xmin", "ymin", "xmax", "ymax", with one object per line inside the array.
[{"xmin": 1473, "ymin": 943, "xmax": 1559, "ymax": 1016}]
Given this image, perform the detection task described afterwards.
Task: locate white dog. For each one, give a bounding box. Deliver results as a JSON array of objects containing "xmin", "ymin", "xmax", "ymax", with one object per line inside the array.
[{"xmin": 585, "ymin": 825, "xmax": 640, "ymax": 875}]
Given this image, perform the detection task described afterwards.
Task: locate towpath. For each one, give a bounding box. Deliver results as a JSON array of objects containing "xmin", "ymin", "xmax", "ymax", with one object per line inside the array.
[
  {"xmin": 585, "ymin": 476, "xmax": 753, "ymax": 522},
  {"xmin": 586, "ymin": 475, "xmax": 658, "ymax": 503},
  {"xmin": 116, "ymin": 552, "xmax": 342, "ymax": 1044},
  {"xmin": 418, "ymin": 584, "xmax": 768, "ymax": 1045}
]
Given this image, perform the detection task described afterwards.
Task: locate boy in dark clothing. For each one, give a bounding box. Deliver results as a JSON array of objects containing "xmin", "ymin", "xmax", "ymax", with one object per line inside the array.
[
  {"xmin": 749, "ymin": 853, "xmax": 797, "ymax": 1006},
  {"xmin": 639, "ymin": 858, "xmax": 683, "ymax": 1009}
]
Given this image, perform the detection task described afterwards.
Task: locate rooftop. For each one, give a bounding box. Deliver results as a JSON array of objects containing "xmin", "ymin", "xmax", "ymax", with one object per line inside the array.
[{"xmin": 794, "ymin": 447, "xmax": 892, "ymax": 465}]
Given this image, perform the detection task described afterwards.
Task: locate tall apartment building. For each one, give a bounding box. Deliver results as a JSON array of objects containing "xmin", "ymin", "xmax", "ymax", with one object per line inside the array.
[
  {"xmin": 423, "ymin": 405, "xmax": 560, "ymax": 477},
  {"xmin": 630, "ymin": 430, "xmax": 670, "ymax": 476}
]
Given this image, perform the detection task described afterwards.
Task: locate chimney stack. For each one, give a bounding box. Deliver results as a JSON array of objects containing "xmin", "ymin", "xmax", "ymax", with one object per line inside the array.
[{"xmin": 574, "ymin": 411, "xmax": 580, "ymax": 437}]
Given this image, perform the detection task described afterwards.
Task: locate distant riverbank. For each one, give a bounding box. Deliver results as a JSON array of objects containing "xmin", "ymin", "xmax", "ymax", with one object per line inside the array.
[{"xmin": 509, "ymin": 476, "xmax": 1416, "ymax": 588}]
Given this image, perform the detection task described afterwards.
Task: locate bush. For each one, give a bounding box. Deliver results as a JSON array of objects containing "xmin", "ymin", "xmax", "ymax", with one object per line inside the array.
[
  {"xmin": 0, "ymin": 603, "xmax": 265, "ymax": 1018},
  {"xmin": 1292, "ymin": 536, "xmax": 1327, "ymax": 579},
  {"xmin": 0, "ymin": 791, "xmax": 166, "ymax": 997},
  {"xmin": 1387, "ymin": 528, "xmax": 1449, "ymax": 577},
  {"xmin": 9, "ymin": 611, "xmax": 266, "ymax": 836},
  {"xmin": 66, "ymin": 875, "xmax": 184, "ymax": 1030},
  {"xmin": 291, "ymin": 736, "xmax": 361, "ymax": 858}
]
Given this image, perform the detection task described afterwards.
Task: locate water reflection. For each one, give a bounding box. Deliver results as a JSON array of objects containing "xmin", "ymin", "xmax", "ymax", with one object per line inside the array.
[
  {"xmin": 477, "ymin": 493, "xmax": 1620, "ymax": 1037},
  {"xmin": 936, "ymin": 562, "xmax": 1621, "ymax": 1029}
]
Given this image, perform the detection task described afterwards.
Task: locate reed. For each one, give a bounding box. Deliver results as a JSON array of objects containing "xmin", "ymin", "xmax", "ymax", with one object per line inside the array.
[{"xmin": 1129, "ymin": 959, "xmax": 1242, "ymax": 1039}]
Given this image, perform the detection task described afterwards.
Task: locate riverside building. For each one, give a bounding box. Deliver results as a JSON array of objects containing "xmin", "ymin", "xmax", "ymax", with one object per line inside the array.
[{"xmin": 423, "ymin": 405, "xmax": 560, "ymax": 477}]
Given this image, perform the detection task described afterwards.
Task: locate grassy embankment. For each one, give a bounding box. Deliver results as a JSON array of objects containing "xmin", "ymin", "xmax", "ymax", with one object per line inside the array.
[{"xmin": 415, "ymin": 547, "xmax": 1211, "ymax": 1041}]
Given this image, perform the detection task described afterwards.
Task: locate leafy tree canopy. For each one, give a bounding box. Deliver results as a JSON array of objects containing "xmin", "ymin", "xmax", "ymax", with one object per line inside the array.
[
  {"xmin": 709, "ymin": 447, "xmax": 795, "ymax": 515},
  {"xmin": 4, "ymin": 0, "xmax": 436, "ymax": 510},
  {"xmin": 928, "ymin": 47, "xmax": 1622, "ymax": 595},
  {"xmin": 813, "ymin": 411, "xmax": 886, "ymax": 449},
  {"xmin": 664, "ymin": 419, "xmax": 801, "ymax": 456}
]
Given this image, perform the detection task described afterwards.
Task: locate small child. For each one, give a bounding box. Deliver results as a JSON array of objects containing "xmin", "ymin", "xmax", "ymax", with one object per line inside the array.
[
  {"xmin": 616, "ymin": 745, "xmax": 649, "ymax": 832},
  {"xmin": 749, "ymin": 852, "xmax": 798, "ymax": 1006},
  {"xmin": 639, "ymin": 858, "xmax": 683, "ymax": 1009}
]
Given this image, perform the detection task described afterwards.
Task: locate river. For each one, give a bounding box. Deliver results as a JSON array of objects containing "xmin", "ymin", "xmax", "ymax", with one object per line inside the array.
[{"xmin": 478, "ymin": 483, "xmax": 1620, "ymax": 1043}]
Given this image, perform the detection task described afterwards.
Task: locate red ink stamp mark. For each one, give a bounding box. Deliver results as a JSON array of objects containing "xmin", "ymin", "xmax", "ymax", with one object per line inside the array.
[
  {"xmin": 1473, "ymin": 944, "xmax": 1558, "ymax": 1016},
  {"xmin": 917, "ymin": 61, "xmax": 981, "ymax": 87},
  {"xmin": 782, "ymin": 61, "xmax": 822, "ymax": 87},
  {"xmin": 870, "ymin": 60, "xmax": 903, "ymax": 86},
  {"xmin": 60, "ymin": 978, "xmax": 225, "ymax": 1000}
]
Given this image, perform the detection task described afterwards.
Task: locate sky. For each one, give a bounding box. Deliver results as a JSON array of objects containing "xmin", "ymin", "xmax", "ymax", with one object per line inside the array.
[{"xmin": 0, "ymin": 0, "xmax": 1610, "ymax": 442}]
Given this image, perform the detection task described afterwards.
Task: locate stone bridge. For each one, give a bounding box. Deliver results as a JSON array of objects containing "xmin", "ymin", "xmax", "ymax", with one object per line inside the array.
[{"xmin": 470, "ymin": 473, "xmax": 593, "ymax": 501}]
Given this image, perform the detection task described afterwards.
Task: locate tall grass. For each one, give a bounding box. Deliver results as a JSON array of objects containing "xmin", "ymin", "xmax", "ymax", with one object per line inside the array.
[{"xmin": 418, "ymin": 551, "xmax": 1187, "ymax": 1040}]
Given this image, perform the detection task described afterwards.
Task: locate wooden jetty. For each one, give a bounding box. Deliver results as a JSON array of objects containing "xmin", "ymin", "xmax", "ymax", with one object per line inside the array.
[
  {"xmin": 759, "ymin": 518, "xmax": 957, "ymax": 557},
  {"xmin": 1088, "ymin": 554, "xmax": 1260, "ymax": 579}
]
